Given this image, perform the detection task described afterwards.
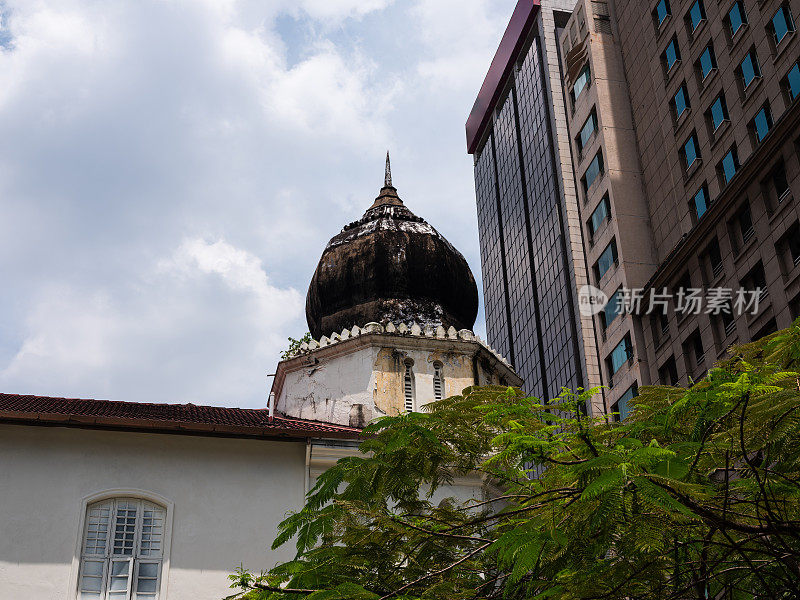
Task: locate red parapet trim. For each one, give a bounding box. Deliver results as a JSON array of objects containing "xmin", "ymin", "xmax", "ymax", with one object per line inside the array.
[{"xmin": 466, "ymin": 0, "xmax": 540, "ymax": 155}]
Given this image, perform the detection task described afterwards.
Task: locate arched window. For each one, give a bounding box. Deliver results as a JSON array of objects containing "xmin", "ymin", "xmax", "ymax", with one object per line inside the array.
[
  {"xmin": 403, "ymin": 359, "xmax": 415, "ymax": 412},
  {"xmin": 433, "ymin": 362, "xmax": 445, "ymax": 400},
  {"xmin": 77, "ymin": 497, "xmax": 167, "ymax": 599}
]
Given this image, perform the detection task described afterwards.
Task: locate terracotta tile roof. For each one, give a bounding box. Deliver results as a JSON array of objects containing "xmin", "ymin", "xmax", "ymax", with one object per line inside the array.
[{"xmin": 0, "ymin": 393, "xmax": 362, "ymax": 441}]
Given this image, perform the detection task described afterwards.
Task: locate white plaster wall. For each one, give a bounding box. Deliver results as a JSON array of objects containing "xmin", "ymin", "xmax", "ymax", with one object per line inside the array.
[
  {"xmin": 276, "ymin": 343, "xmax": 484, "ymax": 427},
  {"xmin": 0, "ymin": 424, "xmax": 307, "ymax": 600},
  {"xmin": 277, "ymin": 347, "xmax": 379, "ymax": 424}
]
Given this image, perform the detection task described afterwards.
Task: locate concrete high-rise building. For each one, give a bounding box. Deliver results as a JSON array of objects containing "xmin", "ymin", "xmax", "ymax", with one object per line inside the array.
[
  {"xmin": 560, "ymin": 0, "xmax": 800, "ymax": 407},
  {"xmin": 609, "ymin": 0, "xmax": 800, "ymax": 386},
  {"xmin": 470, "ymin": 0, "xmax": 800, "ymax": 419},
  {"xmin": 466, "ymin": 0, "xmax": 604, "ymax": 414},
  {"xmin": 558, "ymin": 0, "xmax": 659, "ymax": 418}
]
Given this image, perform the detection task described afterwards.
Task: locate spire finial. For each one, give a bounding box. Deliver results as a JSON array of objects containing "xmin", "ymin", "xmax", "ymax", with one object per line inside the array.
[
  {"xmin": 371, "ymin": 150, "xmax": 402, "ymax": 208},
  {"xmin": 384, "ymin": 151, "xmax": 393, "ymax": 188}
]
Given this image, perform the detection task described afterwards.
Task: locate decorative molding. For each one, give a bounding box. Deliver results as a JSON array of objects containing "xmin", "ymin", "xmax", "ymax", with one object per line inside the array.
[{"xmin": 285, "ymin": 321, "xmax": 512, "ymax": 367}]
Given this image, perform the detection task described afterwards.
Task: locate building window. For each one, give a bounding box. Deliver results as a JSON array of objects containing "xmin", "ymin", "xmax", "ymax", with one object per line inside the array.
[
  {"xmin": 697, "ymin": 44, "xmax": 717, "ymax": 81},
  {"xmin": 612, "ymin": 384, "xmax": 638, "ymax": 422},
  {"xmin": 739, "ymin": 205, "xmax": 755, "ymax": 245},
  {"xmin": 772, "ymin": 161, "xmax": 791, "ymax": 204},
  {"xmin": 78, "ymin": 497, "xmax": 167, "ymax": 600},
  {"xmin": 432, "ymin": 361, "xmax": 444, "ymax": 400},
  {"xmin": 691, "ymin": 183, "xmax": 711, "ymax": 220},
  {"xmin": 707, "ymin": 93, "xmax": 729, "ymax": 133},
  {"xmin": 778, "ymin": 222, "xmax": 800, "ymax": 272},
  {"xmin": 705, "ymin": 237, "xmax": 724, "ymax": 281},
  {"xmin": 663, "ymin": 37, "xmax": 681, "ymax": 74},
  {"xmin": 755, "ymin": 319, "xmax": 778, "ymax": 340},
  {"xmin": 726, "ymin": 1, "xmax": 747, "ymax": 39},
  {"xmin": 588, "ymin": 194, "xmax": 611, "ymax": 241},
  {"xmin": 652, "ymin": 311, "xmax": 670, "ymax": 347},
  {"xmin": 681, "ymin": 132, "xmax": 701, "ymax": 171},
  {"xmin": 674, "ymin": 272, "xmax": 693, "ymax": 313},
  {"xmin": 731, "ymin": 203, "xmax": 755, "ymax": 251},
  {"xmin": 738, "ymin": 49, "xmax": 762, "ymax": 91},
  {"xmin": 718, "ymin": 146, "xmax": 740, "ymax": 186},
  {"xmin": 770, "ymin": 4, "xmax": 796, "ymax": 47},
  {"xmin": 692, "ymin": 335, "xmax": 705, "ymax": 371},
  {"xmin": 595, "ymin": 239, "xmax": 618, "ymax": 281},
  {"xmin": 653, "ymin": 0, "xmax": 671, "ymax": 29},
  {"xmin": 672, "ymin": 82, "xmax": 690, "ymax": 121},
  {"xmin": 571, "ymin": 65, "xmax": 591, "ymax": 106},
  {"xmin": 791, "ymin": 293, "xmax": 800, "ymax": 320},
  {"xmin": 582, "ymin": 151, "xmax": 605, "ymax": 193},
  {"xmin": 741, "ymin": 261, "xmax": 768, "ymax": 301},
  {"xmin": 750, "ymin": 103, "xmax": 774, "ymax": 144},
  {"xmin": 686, "ymin": 0, "xmax": 706, "ymax": 34},
  {"xmin": 782, "ymin": 61, "xmax": 800, "ymax": 104},
  {"xmin": 403, "ymin": 359, "xmax": 415, "ymax": 412},
  {"xmin": 607, "ymin": 334, "xmax": 634, "ymax": 380},
  {"xmin": 683, "ymin": 329, "xmax": 706, "ymax": 375},
  {"xmin": 653, "ymin": 310, "xmax": 669, "ymax": 345},
  {"xmin": 659, "ymin": 356, "xmax": 679, "ymax": 386},
  {"xmin": 577, "ymin": 108, "xmax": 598, "ymax": 154},
  {"xmin": 722, "ymin": 308, "xmax": 736, "ymax": 339},
  {"xmin": 601, "ymin": 287, "xmax": 623, "ymax": 331}
]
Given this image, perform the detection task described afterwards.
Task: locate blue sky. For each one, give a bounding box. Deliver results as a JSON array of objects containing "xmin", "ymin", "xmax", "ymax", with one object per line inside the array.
[{"xmin": 0, "ymin": 0, "xmax": 515, "ymax": 407}]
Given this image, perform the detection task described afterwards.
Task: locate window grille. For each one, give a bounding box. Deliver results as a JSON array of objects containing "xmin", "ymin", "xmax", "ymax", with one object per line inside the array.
[
  {"xmin": 404, "ymin": 363, "xmax": 414, "ymax": 412},
  {"xmin": 595, "ymin": 18, "xmax": 612, "ymax": 34},
  {"xmin": 433, "ymin": 363, "xmax": 444, "ymax": 400},
  {"xmin": 78, "ymin": 498, "xmax": 166, "ymax": 600},
  {"xmin": 592, "ymin": 1, "xmax": 610, "ymax": 17}
]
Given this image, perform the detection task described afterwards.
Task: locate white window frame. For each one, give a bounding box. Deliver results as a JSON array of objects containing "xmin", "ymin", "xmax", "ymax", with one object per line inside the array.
[{"xmin": 68, "ymin": 490, "xmax": 174, "ymax": 600}]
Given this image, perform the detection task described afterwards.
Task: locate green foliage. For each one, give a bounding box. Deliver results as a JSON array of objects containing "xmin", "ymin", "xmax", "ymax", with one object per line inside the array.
[
  {"xmin": 280, "ymin": 333, "xmax": 313, "ymax": 361},
  {"xmin": 231, "ymin": 319, "xmax": 800, "ymax": 600}
]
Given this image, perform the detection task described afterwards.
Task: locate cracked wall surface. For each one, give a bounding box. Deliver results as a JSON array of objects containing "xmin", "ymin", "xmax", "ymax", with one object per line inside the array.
[{"xmin": 276, "ymin": 339, "xmax": 516, "ymax": 427}]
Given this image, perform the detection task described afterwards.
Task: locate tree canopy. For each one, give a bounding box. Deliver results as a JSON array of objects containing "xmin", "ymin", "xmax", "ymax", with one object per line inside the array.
[{"xmin": 230, "ymin": 319, "xmax": 800, "ymax": 600}]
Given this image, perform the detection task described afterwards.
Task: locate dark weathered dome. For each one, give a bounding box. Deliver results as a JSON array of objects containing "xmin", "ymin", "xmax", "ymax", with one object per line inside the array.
[{"xmin": 305, "ymin": 156, "xmax": 479, "ymax": 339}]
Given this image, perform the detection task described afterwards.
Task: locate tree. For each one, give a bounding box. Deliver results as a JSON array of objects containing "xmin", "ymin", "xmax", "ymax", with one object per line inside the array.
[{"xmin": 230, "ymin": 319, "xmax": 800, "ymax": 600}]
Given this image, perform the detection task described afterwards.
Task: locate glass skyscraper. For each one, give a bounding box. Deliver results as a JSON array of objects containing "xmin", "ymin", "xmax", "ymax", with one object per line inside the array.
[{"xmin": 467, "ymin": 0, "xmax": 601, "ymax": 406}]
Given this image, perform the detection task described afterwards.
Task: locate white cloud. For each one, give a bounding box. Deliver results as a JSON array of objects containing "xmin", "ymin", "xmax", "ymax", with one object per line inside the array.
[
  {"xmin": 0, "ymin": 0, "xmax": 509, "ymax": 406},
  {"xmin": 1, "ymin": 239, "xmax": 302, "ymax": 406},
  {"xmin": 160, "ymin": 238, "xmax": 301, "ymax": 307},
  {"xmin": 412, "ymin": 0, "xmax": 512, "ymax": 92},
  {"xmin": 295, "ymin": 0, "xmax": 393, "ymax": 22}
]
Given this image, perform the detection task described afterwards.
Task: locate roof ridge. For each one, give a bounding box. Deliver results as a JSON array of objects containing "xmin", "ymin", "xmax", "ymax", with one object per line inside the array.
[
  {"xmin": 0, "ymin": 393, "xmax": 362, "ymax": 439},
  {"xmin": 0, "ymin": 392, "xmax": 257, "ymax": 413}
]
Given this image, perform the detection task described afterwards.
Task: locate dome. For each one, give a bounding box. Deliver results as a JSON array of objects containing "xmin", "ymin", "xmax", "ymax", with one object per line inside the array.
[{"xmin": 305, "ymin": 155, "xmax": 479, "ymax": 339}]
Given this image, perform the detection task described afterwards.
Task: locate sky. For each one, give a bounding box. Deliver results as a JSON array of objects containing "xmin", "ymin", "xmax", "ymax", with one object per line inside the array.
[{"xmin": 0, "ymin": 0, "xmax": 516, "ymax": 408}]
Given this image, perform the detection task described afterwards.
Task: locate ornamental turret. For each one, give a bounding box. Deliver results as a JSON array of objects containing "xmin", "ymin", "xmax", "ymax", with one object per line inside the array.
[
  {"xmin": 305, "ymin": 153, "xmax": 479, "ymax": 339},
  {"xmin": 273, "ymin": 156, "xmax": 520, "ymax": 428}
]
